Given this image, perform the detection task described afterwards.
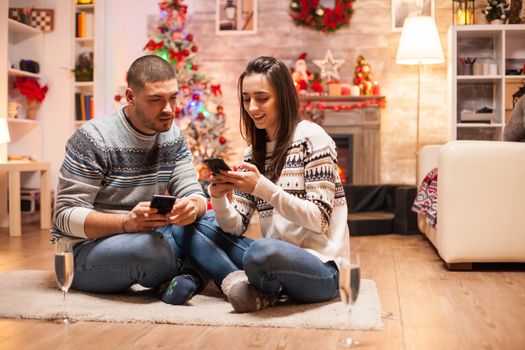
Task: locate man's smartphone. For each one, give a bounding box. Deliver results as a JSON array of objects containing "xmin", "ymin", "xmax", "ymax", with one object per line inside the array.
[
  {"xmin": 203, "ymin": 158, "xmax": 232, "ymax": 173},
  {"xmin": 150, "ymin": 195, "xmax": 176, "ymax": 215}
]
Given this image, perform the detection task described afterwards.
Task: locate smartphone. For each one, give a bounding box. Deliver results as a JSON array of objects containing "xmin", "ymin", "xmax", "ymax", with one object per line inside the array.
[
  {"xmin": 203, "ymin": 158, "xmax": 232, "ymax": 173},
  {"xmin": 150, "ymin": 195, "xmax": 176, "ymax": 215}
]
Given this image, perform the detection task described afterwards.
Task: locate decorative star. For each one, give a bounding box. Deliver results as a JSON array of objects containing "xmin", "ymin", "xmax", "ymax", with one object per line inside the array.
[{"xmin": 313, "ymin": 49, "xmax": 345, "ymax": 82}]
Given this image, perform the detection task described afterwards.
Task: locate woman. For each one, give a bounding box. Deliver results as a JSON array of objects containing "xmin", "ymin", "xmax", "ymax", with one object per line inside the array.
[{"xmin": 174, "ymin": 56, "xmax": 350, "ymax": 312}]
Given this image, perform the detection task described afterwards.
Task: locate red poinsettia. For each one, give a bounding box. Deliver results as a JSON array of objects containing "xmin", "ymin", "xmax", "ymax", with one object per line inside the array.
[{"xmin": 12, "ymin": 77, "xmax": 48, "ymax": 103}]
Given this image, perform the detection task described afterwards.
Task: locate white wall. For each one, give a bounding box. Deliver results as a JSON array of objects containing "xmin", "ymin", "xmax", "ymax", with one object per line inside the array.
[
  {"xmin": 98, "ymin": 0, "xmax": 159, "ymax": 116},
  {"xmin": 40, "ymin": 0, "xmax": 75, "ymax": 191}
]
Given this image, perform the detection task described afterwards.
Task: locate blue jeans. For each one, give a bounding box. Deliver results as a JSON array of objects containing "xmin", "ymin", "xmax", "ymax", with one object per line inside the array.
[
  {"xmin": 71, "ymin": 224, "xmax": 185, "ymax": 293},
  {"xmin": 174, "ymin": 211, "xmax": 340, "ymax": 303}
]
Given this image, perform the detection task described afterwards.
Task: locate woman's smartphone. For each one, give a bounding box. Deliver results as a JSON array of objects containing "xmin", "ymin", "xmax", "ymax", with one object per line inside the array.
[
  {"xmin": 150, "ymin": 195, "xmax": 176, "ymax": 214},
  {"xmin": 203, "ymin": 158, "xmax": 232, "ymax": 173}
]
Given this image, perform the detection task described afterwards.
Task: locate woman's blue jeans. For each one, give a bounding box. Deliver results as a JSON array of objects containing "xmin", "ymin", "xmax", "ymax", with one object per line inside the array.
[
  {"xmin": 174, "ymin": 211, "xmax": 340, "ymax": 303},
  {"xmin": 71, "ymin": 223, "xmax": 186, "ymax": 293}
]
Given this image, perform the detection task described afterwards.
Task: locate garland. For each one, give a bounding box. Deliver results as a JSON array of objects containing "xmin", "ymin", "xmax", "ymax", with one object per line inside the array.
[
  {"xmin": 303, "ymin": 98, "xmax": 386, "ymax": 112},
  {"xmin": 289, "ymin": 0, "xmax": 354, "ymax": 32}
]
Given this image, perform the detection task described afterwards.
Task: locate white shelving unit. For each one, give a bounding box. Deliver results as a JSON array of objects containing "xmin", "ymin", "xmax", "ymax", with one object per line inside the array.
[
  {"xmin": 6, "ymin": 18, "xmax": 43, "ymax": 122},
  {"xmin": 73, "ymin": 2, "xmax": 96, "ymax": 125},
  {"xmin": 1, "ymin": 4, "xmax": 46, "ymax": 168},
  {"xmin": 449, "ymin": 24, "xmax": 525, "ymax": 141}
]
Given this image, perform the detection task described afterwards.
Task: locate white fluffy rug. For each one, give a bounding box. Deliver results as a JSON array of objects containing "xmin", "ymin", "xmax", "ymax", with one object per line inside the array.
[{"xmin": 0, "ymin": 270, "xmax": 383, "ymax": 330}]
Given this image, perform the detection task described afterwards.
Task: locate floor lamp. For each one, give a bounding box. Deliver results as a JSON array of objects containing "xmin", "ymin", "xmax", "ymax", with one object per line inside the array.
[{"xmin": 395, "ymin": 16, "xmax": 444, "ymax": 184}]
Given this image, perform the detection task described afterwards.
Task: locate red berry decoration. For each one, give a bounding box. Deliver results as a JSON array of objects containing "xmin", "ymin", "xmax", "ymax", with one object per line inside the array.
[
  {"xmin": 192, "ymin": 93, "xmax": 200, "ymax": 101},
  {"xmin": 219, "ymin": 136, "xmax": 227, "ymax": 144},
  {"xmin": 191, "ymin": 45, "xmax": 198, "ymax": 53},
  {"xmin": 191, "ymin": 64, "xmax": 199, "ymax": 71},
  {"xmin": 114, "ymin": 94, "xmax": 122, "ymax": 102},
  {"xmin": 197, "ymin": 112, "xmax": 205, "ymax": 120},
  {"xmin": 182, "ymin": 49, "xmax": 190, "ymax": 57},
  {"xmin": 186, "ymin": 34, "xmax": 193, "ymax": 42}
]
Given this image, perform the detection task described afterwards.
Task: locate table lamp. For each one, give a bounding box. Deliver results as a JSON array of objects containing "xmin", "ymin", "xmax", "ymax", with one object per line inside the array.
[{"xmin": 0, "ymin": 118, "xmax": 10, "ymax": 163}]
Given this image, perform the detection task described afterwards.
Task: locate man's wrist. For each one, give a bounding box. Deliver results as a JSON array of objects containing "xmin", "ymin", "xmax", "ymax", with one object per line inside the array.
[
  {"xmin": 189, "ymin": 195, "xmax": 207, "ymax": 218},
  {"xmin": 121, "ymin": 214, "xmax": 129, "ymax": 233}
]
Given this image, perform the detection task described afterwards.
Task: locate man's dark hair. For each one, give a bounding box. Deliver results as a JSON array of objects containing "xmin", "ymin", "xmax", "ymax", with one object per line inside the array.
[{"xmin": 126, "ymin": 55, "xmax": 176, "ymax": 90}]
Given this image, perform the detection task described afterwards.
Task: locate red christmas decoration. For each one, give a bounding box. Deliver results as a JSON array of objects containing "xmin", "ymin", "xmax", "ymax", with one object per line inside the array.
[
  {"xmin": 169, "ymin": 49, "xmax": 184, "ymax": 63},
  {"xmin": 191, "ymin": 45, "xmax": 198, "ymax": 53},
  {"xmin": 197, "ymin": 112, "xmax": 204, "ymax": 120},
  {"xmin": 219, "ymin": 136, "xmax": 227, "ymax": 144},
  {"xmin": 143, "ymin": 39, "xmax": 164, "ymax": 52},
  {"xmin": 289, "ymin": 0, "xmax": 354, "ymax": 32},
  {"xmin": 310, "ymin": 79, "xmax": 323, "ymax": 93},
  {"xmin": 12, "ymin": 77, "xmax": 48, "ymax": 102},
  {"xmin": 210, "ymin": 84, "xmax": 222, "ymax": 97},
  {"xmin": 192, "ymin": 93, "xmax": 200, "ymax": 101}
]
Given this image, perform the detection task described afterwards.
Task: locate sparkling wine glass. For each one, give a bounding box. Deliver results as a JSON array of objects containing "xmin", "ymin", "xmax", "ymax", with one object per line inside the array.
[
  {"xmin": 53, "ymin": 239, "xmax": 75, "ymax": 324},
  {"xmin": 338, "ymin": 253, "xmax": 361, "ymax": 347}
]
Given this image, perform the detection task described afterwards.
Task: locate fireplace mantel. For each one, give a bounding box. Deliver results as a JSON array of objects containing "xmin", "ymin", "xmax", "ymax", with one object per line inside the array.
[{"xmin": 300, "ymin": 95, "xmax": 384, "ymax": 184}]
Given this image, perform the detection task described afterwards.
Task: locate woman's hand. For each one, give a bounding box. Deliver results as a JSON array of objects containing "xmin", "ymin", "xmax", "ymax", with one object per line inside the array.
[
  {"xmin": 208, "ymin": 172, "xmax": 235, "ymax": 198},
  {"xmin": 222, "ymin": 162, "xmax": 261, "ymax": 194},
  {"xmin": 208, "ymin": 162, "xmax": 261, "ymax": 197}
]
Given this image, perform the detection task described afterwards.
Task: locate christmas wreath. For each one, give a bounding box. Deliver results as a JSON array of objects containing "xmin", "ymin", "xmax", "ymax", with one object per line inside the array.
[{"xmin": 289, "ymin": 0, "xmax": 354, "ymax": 32}]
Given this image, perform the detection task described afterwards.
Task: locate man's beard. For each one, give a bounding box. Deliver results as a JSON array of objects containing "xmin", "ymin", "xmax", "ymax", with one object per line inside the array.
[{"xmin": 135, "ymin": 107, "xmax": 173, "ymax": 133}]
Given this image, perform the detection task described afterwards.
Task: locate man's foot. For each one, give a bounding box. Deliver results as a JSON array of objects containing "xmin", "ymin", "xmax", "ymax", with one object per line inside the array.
[
  {"xmin": 227, "ymin": 281, "xmax": 279, "ymax": 313},
  {"xmin": 159, "ymin": 273, "xmax": 201, "ymax": 305}
]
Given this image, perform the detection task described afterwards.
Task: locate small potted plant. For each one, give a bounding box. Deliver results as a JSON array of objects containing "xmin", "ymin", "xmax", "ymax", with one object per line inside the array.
[
  {"xmin": 12, "ymin": 77, "xmax": 48, "ymax": 119},
  {"xmin": 482, "ymin": 0, "xmax": 510, "ymax": 24}
]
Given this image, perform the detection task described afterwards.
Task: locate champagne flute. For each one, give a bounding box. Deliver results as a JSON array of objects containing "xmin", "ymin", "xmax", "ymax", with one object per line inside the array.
[
  {"xmin": 54, "ymin": 239, "xmax": 75, "ymax": 324},
  {"xmin": 338, "ymin": 253, "xmax": 361, "ymax": 347}
]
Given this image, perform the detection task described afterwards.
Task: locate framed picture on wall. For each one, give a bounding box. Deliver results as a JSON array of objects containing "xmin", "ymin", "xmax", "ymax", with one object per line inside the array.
[
  {"xmin": 391, "ymin": 0, "xmax": 434, "ymax": 32},
  {"xmin": 216, "ymin": 0, "xmax": 257, "ymax": 34}
]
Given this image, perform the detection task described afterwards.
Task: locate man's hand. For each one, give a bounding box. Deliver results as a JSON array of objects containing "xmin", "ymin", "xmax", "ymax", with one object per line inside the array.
[
  {"xmin": 167, "ymin": 196, "xmax": 202, "ymax": 226},
  {"xmin": 122, "ymin": 201, "xmax": 170, "ymax": 232}
]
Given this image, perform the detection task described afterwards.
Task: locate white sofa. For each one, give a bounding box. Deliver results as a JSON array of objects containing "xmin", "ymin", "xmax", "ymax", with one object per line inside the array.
[{"xmin": 417, "ymin": 141, "xmax": 525, "ymax": 269}]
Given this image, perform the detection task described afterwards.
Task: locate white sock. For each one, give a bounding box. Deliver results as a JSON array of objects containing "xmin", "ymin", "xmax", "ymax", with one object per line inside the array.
[{"xmin": 220, "ymin": 270, "xmax": 248, "ymax": 296}]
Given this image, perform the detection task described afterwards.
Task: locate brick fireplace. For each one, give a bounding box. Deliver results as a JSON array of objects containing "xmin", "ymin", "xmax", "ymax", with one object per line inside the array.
[{"xmin": 301, "ymin": 96, "xmax": 383, "ymax": 184}]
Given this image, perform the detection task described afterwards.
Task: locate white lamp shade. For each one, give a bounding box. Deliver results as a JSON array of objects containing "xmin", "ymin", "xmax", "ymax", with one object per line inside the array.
[
  {"xmin": 0, "ymin": 118, "xmax": 10, "ymax": 144},
  {"xmin": 396, "ymin": 16, "xmax": 444, "ymax": 65}
]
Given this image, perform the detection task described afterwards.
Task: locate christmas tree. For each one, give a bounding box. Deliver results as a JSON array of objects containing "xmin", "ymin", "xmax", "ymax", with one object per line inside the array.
[{"xmin": 143, "ymin": 0, "xmax": 231, "ymax": 171}]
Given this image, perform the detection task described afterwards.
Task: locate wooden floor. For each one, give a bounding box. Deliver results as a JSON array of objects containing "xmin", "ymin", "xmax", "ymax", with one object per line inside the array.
[{"xmin": 1, "ymin": 224, "xmax": 525, "ymax": 350}]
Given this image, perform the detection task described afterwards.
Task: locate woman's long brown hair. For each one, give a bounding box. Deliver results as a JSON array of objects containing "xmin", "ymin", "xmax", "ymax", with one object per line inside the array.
[{"xmin": 237, "ymin": 56, "xmax": 301, "ymax": 182}]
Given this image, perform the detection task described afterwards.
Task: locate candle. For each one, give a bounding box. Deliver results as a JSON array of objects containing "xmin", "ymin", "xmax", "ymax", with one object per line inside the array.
[
  {"xmin": 372, "ymin": 82, "xmax": 380, "ymax": 96},
  {"xmin": 456, "ymin": 9, "xmax": 473, "ymax": 25},
  {"xmin": 350, "ymin": 85, "xmax": 360, "ymax": 96}
]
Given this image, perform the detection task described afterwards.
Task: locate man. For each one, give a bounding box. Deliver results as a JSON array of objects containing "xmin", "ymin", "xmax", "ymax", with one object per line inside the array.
[{"xmin": 52, "ymin": 55, "xmax": 207, "ymax": 304}]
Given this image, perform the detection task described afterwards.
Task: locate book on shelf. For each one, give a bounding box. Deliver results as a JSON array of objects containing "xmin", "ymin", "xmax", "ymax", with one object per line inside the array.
[
  {"xmin": 75, "ymin": 92, "xmax": 94, "ymax": 121},
  {"xmin": 76, "ymin": 11, "xmax": 93, "ymax": 38}
]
